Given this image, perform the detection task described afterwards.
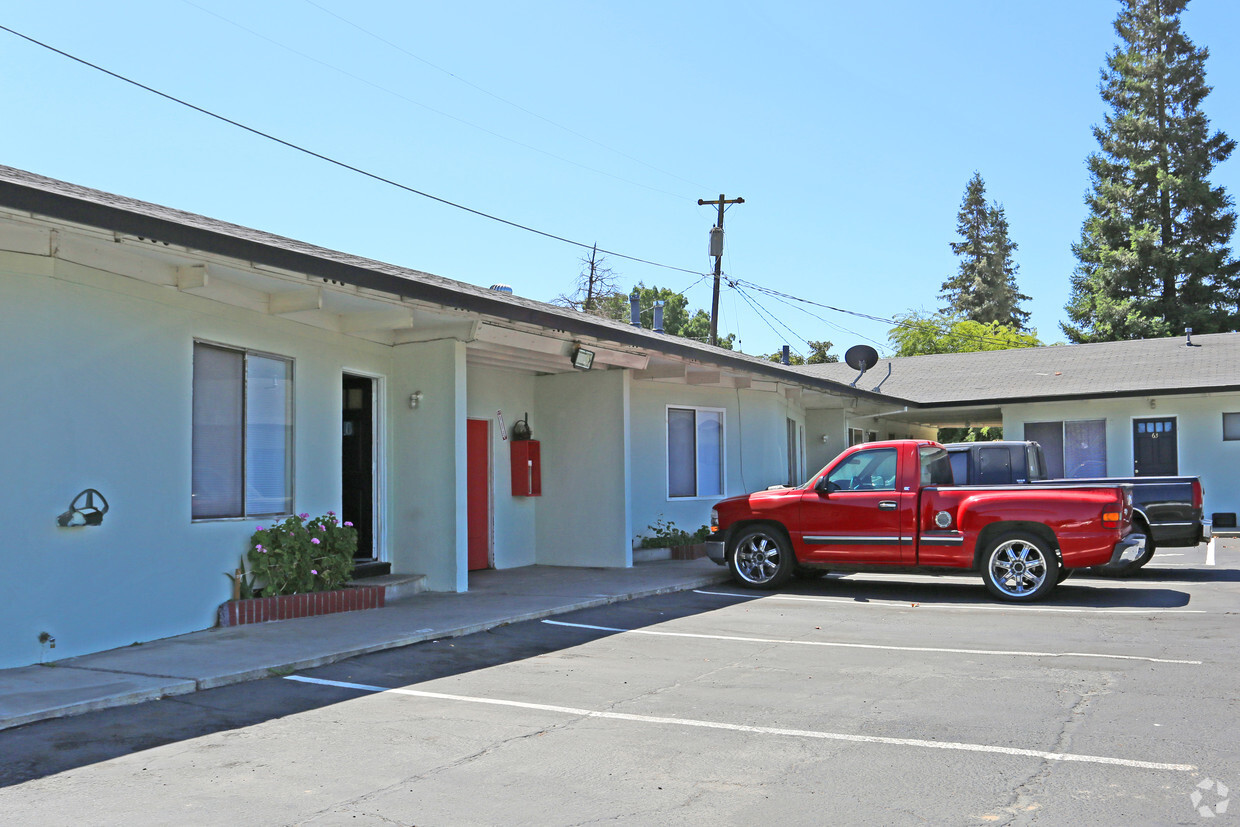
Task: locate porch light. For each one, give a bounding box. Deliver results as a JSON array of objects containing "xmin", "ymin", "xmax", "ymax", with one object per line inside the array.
[{"xmin": 572, "ymin": 347, "xmax": 595, "ymax": 371}]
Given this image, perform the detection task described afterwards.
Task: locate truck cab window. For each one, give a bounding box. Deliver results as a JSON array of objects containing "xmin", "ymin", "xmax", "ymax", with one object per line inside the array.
[{"xmin": 827, "ymin": 448, "xmax": 897, "ymax": 491}]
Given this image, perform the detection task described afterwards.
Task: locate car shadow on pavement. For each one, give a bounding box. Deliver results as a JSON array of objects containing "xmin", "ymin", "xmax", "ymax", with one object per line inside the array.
[
  {"xmin": 775, "ymin": 573, "xmax": 1196, "ymax": 608},
  {"xmin": 1091, "ymin": 566, "xmax": 1240, "ymax": 583}
]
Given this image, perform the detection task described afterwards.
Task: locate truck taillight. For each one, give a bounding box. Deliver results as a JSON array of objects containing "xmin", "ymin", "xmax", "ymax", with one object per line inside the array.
[
  {"xmin": 1103, "ymin": 490, "xmax": 1126, "ymax": 528},
  {"xmin": 1192, "ymin": 479, "xmax": 1204, "ymax": 510},
  {"xmin": 710, "ymin": 508, "xmax": 719, "ymax": 533}
]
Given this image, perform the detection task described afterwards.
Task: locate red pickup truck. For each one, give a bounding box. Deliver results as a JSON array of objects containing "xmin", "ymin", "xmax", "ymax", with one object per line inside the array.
[{"xmin": 706, "ymin": 440, "xmax": 1145, "ymax": 601}]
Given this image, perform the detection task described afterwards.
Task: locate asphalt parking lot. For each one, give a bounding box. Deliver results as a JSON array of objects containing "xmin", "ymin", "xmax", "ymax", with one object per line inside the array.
[{"xmin": 2, "ymin": 542, "xmax": 1237, "ymax": 825}]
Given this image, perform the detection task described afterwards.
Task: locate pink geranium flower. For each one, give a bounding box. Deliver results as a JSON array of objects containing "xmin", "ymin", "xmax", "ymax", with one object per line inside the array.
[{"xmin": 311, "ymin": 538, "xmax": 321, "ymax": 545}]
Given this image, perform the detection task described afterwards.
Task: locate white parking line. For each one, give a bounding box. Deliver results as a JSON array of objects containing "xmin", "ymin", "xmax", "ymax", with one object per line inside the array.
[
  {"xmin": 694, "ymin": 590, "xmax": 1208, "ymax": 614},
  {"xmin": 540, "ymin": 620, "xmax": 1201, "ymax": 664},
  {"xmin": 285, "ymin": 675, "xmax": 1195, "ymax": 772}
]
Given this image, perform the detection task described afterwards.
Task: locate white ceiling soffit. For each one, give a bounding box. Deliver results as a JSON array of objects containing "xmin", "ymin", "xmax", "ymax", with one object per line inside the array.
[{"xmin": 465, "ymin": 324, "xmax": 651, "ymax": 375}]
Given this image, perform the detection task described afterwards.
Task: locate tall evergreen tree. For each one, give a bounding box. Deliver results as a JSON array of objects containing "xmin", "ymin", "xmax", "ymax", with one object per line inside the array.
[
  {"xmin": 940, "ymin": 173, "xmax": 1031, "ymax": 330},
  {"xmin": 1064, "ymin": 0, "xmax": 1239, "ymax": 342}
]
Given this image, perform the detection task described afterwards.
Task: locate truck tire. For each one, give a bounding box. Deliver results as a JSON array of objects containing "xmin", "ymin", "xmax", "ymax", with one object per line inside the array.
[
  {"xmin": 728, "ymin": 525, "xmax": 796, "ymax": 590},
  {"xmin": 980, "ymin": 531, "xmax": 1060, "ymax": 601}
]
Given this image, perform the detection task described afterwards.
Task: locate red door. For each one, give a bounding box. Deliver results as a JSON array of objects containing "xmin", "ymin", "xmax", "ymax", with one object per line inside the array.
[{"xmin": 466, "ymin": 419, "xmax": 491, "ymax": 571}]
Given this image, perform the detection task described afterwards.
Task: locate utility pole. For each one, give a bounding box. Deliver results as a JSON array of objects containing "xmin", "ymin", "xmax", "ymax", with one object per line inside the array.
[{"xmin": 698, "ymin": 194, "xmax": 743, "ymax": 346}]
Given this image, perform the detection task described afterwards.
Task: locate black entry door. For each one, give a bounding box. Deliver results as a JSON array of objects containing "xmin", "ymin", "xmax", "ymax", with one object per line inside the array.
[
  {"xmin": 342, "ymin": 374, "xmax": 374, "ymax": 559},
  {"xmin": 1133, "ymin": 417, "xmax": 1177, "ymax": 476}
]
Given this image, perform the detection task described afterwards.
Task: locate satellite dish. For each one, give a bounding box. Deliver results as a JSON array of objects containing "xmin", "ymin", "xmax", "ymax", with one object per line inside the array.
[
  {"xmin": 845, "ymin": 345, "xmax": 879, "ymax": 372},
  {"xmin": 845, "ymin": 345, "xmax": 880, "ymax": 388}
]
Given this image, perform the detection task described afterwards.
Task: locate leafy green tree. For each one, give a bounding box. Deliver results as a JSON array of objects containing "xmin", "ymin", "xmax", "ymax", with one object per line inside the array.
[
  {"xmin": 765, "ymin": 340, "xmax": 839, "ymax": 364},
  {"xmin": 623, "ymin": 283, "xmax": 735, "ymax": 349},
  {"xmin": 888, "ymin": 310, "xmax": 1040, "ymax": 357},
  {"xmin": 940, "ymin": 173, "xmax": 1031, "ymax": 330},
  {"xmin": 1064, "ymin": 0, "xmax": 1239, "ymax": 342},
  {"xmin": 889, "ymin": 311, "xmax": 1038, "ymax": 441}
]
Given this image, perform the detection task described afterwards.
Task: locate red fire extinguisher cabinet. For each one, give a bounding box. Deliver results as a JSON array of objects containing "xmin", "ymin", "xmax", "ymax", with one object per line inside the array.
[{"xmin": 511, "ymin": 440, "xmax": 541, "ymax": 496}]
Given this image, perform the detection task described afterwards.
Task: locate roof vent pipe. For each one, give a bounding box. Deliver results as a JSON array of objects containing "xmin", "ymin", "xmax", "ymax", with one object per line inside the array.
[
  {"xmin": 781, "ymin": 345, "xmax": 790, "ymax": 365},
  {"xmin": 489, "ymin": 283, "xmax": 513, "ymax": 294},
  {"xmin": 654, "ymin": 300, "xmax": 664, "ymax": 334},
  {"xmin": 1186, "ymin": 327, "xmax": 1194, "ymax": 347},
  {"xmin": 630, "ymin": 292, "xmax": 641, "ymax": 326}
]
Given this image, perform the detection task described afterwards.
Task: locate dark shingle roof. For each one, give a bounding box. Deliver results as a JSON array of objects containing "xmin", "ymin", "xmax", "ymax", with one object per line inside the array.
[{"xmin": 798, "ymin": 334, "xmax": 1240, "ymax": 405}]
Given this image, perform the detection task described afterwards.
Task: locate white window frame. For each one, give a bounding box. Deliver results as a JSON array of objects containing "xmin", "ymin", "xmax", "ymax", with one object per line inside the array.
[
  {"xmin": 666, "ymin": 404, "xmax": 727, "ymax": 501},
  {"xmin": 343, "ymin": 368, "xmax": 388, "ymax": 562},
  {"xmin": 1222, "ymin": 412, "xmax": 1240, "ymax": 441},
  {"xmin": 786, "ymin": 417, "xmax": 805, "ymax": 486},
  {"xmin": 192, "ymin": 340, "xmax": 295, "ymax": 521}
]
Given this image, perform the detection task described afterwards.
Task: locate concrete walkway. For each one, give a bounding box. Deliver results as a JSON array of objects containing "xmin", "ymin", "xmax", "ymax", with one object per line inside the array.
[{"xmin": 0, "ymin": 561, "xmax": 729, "ymax": 732}]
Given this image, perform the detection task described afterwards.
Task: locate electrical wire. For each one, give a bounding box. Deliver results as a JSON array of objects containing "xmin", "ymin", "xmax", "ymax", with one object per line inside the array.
[
  {"xmin": 732, "ymin": 279, "xmax": 889, "ymax": 351},
  {"xmin": 179, "ymin": 0, "xmax": 691, "ymax": 201},
  {"xmin": 731, "ymin": 283, "xmax": 805, "ymax": 359},
  {"xmin": 733, "ymin": 279, "xmax": 1037, "ymax": 350},
  {"xmin": 0, "ymin": 23, "xmax": 707, "ymax": 278},
  {"xmin": 300, "ymin": 0, "xmax": 711, "ymax": 193}
]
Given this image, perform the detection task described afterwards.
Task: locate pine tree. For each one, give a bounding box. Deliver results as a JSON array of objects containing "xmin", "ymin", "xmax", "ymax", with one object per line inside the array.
[
  {"xmin": 940, "ymin": 173, "xmax": 1031, "ymax": 330},
  {"xmin": 1064, "ymin": 0, "xmax": 1239, "ymax": 342}
]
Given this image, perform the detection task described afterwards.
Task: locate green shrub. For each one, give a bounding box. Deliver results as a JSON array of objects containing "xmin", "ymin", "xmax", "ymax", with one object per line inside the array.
[
  {"xmin": 247, "ymin": 512, "xmax": 357, "ymax": 596},
  {"xmin": 635, "ymin": 518, "xmax": 713, "ymax": 549}
]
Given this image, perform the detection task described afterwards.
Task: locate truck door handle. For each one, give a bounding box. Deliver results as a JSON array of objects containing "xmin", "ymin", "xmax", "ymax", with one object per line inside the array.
[{"xmin": 878, "ymin": 501, "xmax": 898, "ymax": 511}]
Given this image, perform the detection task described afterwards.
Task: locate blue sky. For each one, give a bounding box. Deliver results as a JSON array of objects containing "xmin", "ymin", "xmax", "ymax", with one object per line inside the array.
[{"xmin": 3, "ymin": 1, "xmax": 1238, "ymax": 357}]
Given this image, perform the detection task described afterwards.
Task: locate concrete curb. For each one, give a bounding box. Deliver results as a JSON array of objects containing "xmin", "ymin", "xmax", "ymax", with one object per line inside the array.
[
  {"xmin": 197, "ymin": 572, "xmax": 731, "ymax": 690},
  {"xmin": 0, "ymin": 570, "xmax": 729, "ymax": 731}
]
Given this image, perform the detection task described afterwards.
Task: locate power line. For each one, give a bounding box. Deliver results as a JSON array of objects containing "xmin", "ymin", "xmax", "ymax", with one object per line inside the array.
[
  {"xmin": 732, "ymin": 280, "xmax": 889, "ymax": 351},
  {"xmin": 179, "ymin": 0, "xmax": 691, "ymax": 201},
  {"xmin": 299, "ymin": 0, "xmax": 710, "ymax": 194},
  {"xmin": 733, "ymin": 279, "xmax": 1036, "ymax": 351},
  {"xmin": 0, "ymin": 23, "xmax": 707, "ymax": 279},
  {"xmin": 732, "ymin": 283, "xmax": 805, "ymax": 358}
]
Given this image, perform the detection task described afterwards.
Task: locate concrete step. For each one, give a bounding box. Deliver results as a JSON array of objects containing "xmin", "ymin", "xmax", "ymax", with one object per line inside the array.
[{"xmin": 350, "ymin": 572, "xmax": 427, "ymax": 602}]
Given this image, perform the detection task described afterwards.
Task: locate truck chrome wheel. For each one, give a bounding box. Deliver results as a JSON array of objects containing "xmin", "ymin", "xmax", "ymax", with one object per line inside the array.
[
  {"xmin": 981, "ymin": 531, "xmax": 1060, "ymax": 601},
  {"xmin": 728, "ymin": 526, "xmax": 795, "ymax": 589}
]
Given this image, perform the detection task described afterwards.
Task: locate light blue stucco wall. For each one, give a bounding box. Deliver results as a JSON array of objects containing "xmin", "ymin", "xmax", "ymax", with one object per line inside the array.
[
  {"xmin": 389, "ymin": 339, "xmax": 468, "ymax": 592},
  {"xmin": 466, "ymin": 367, "xmax": 538, "ymax": 569},
  {"xmin": 1003, "ymin": 394, "xmax": 1240, "ymax": 519},
  {"xmin": 0, "ymin": 252, "xmax": 465, "ymax": 668},
  {"xmin": 627, "ymin": 379, "xmax": 802, "ymax": 545},
  {"xmin": 533, "ymin": 369, "xmax": 631, "ymax": 566}
]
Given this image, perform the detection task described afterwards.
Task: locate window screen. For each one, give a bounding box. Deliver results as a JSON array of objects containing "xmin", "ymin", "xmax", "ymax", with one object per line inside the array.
[
  {"xmin": 192, "ymin": 343, "xmax": 293, "ymax": 519},
  {"xmin": 668, "ymin": 407, "xmax": 724, "ymax": 498},
  {"xmin": 1025, "ymin": 422, "xmax": 1065, "ymax": 479},
  {"xmin": 1225, "ymin": 413, "xmax": 1240, "ymax": 441}
]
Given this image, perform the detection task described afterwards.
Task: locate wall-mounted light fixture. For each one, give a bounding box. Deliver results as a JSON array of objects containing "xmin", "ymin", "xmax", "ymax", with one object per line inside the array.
[
  {"xmin": 409, "ymin": 390, "xmax": 424, "ymax": 410},
  {"xmin": 571, "ymin": 346, "xmax": 595, "ymax": 371}
]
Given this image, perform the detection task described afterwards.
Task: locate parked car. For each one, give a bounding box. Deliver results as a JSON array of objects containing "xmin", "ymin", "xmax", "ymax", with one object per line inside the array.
[
  {"xmin": 706, "ymin": 440, "xmax": 1143, "ymax": 602},
  {"xmin": 943, "ymin": 441, "xmax": 1207, "ymax": 574}
]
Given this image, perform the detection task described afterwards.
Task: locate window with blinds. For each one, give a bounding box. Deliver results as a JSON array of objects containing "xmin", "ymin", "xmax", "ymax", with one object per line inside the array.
[
  {"xmin": 192, "ymin": 342, "xmax": 293, "ymax": 519},
  {"xmin": 668, "ymin": 406, "xmax": 724, "ymax": 499}
]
